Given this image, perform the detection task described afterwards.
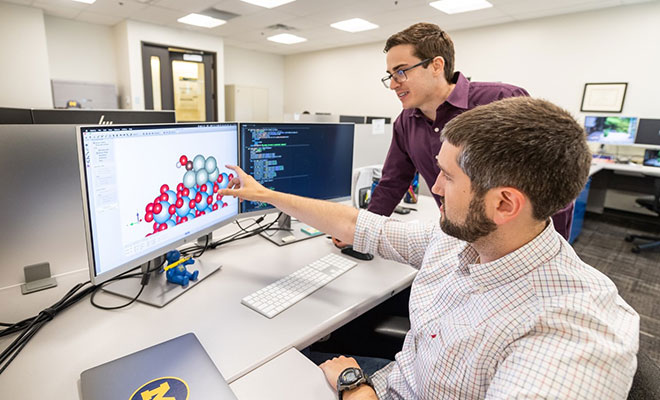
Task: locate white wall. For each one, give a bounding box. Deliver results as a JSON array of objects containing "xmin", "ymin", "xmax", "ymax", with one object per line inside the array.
[
  {"xmin": 284, "ymin": 2, "xmax": 660, "ymax": 125},
  {"xmin": 284, "ymin": 42, "xmax": 401, "ymax": 119},
  {"xmin": 0, "ymin": 3, "xmax": 52, "ymax": 108},
  {"xmin": 44, "ymin": 16, "xmax": 118, "ymax": 85},
  {"xmin": 115, "ymin": 20, "xmax": 225, "ymax": 119},
  {"xmin": 224, "ymin": 45, "xmax": 284, "ymax": 122}
]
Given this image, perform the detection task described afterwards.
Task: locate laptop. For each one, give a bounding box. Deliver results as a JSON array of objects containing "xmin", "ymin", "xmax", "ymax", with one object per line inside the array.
[{"xmin": 81, "ymin": 333, "xmax": 238, "ymax": 400}]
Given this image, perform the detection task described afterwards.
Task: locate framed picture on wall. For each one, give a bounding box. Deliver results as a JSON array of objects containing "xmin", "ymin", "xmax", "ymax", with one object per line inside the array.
[{"xmin": 580, "ymin": 82, "xmax": 628, "ymax": 113}]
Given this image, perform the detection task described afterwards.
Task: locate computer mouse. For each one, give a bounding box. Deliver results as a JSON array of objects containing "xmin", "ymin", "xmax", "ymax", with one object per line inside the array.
[{"xmin": 341, "ymin": 246, "xmax": 374, "ymax": 261}]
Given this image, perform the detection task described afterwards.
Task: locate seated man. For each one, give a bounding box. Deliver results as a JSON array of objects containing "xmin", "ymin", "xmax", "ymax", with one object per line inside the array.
[{"xmin": 220, "ymin": 97, "xmax": 639, "ymax": 399}]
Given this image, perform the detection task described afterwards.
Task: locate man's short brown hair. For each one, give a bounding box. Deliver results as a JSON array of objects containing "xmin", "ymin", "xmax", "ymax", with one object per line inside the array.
[
  {"xmin": 384, "ymin": 22, "xmax": 455, "ymax": 82},
  {"xmin": 441, "ymin": 97, "xmax": 591, "ymax": 221}
]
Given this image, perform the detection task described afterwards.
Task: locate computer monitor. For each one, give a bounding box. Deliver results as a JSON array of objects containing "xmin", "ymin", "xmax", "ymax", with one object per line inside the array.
[
  {"xmin": 634, "ymin": 118, "xmax": 660, "ymax": 147},
  {"xmin": 78, "ymin": 122, "xmax": 239, "ymax": 306},
  {"xmin": 32, "ymin": 109, "xmax": 176, "ymax": 124},
  {"xmin": 584, "ymin": 116, "xmax": 638, "ymax": 145},
  {"xmin": 643, "ymin": 149, "xmax": 660, "ymax": 167},
  {"xmin": 239, "ymin": 123, "xmax": 354, "ymax": 245},
  {"xmin": 0, "ymin": 107, "xmax": 33, "ymax": 124}
]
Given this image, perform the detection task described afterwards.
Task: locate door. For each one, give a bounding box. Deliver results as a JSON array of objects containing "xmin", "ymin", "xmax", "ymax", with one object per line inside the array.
[{"xmin": 142, "ymin": 42, "xmax": 216, "ymax": 122}]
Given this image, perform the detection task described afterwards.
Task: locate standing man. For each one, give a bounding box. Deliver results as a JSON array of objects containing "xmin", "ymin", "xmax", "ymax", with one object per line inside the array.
[
  {"xmin": 370, "ymin": 22, "xmax": 574, "ymax": 239},
  {"xmin": 220, "ymin": 97, "xmax": 638, "ymax": 399}
]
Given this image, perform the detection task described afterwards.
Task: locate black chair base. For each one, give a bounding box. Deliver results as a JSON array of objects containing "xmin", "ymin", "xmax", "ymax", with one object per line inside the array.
[{"xmin": 625, "ymin": 234, "xmax": 660, "ymax": 253}]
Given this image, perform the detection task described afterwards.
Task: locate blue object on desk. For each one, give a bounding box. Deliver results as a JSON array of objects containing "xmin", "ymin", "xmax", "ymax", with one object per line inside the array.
[{"xmin": 569, "ymin": 177, "xmax": 591, "ymax": 244}]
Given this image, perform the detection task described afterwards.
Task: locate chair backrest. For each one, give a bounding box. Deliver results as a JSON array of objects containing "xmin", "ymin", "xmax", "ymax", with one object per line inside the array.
[
  {"xmin": 627, "ymin": 353, "xmax": 660, "ymax": 399},
  {"xmin": 653, "ymin": 178, "xmax": 660, "ymax": 213}
]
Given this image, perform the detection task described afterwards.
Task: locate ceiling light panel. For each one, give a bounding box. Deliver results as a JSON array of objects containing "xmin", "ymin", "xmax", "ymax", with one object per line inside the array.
[
  {"xmin": 72, "ymin": 0, "xmax": 96, "ymax": 4},
  {"xmin": 330, "ymin": 18, "xmax": 379, "ymax": 33},
  {"xmin": 177, "ymin": 13, "xmax": 226, "ymax": 28},
  {"xmin": 240, "ymin": 0, "xmax": 296, "ymax": 9},
  {"xmin": 267, "ymin": 33, "xmax": 307, "ymax": 44},
  {"xmin": 429, "ymin": 0, "xmax": 493, "ymax": 14}
]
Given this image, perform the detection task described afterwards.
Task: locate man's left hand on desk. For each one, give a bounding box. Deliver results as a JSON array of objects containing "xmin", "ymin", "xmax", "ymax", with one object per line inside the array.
[{"xmin": 319, "ymin": 356, "xmax": 378, "ymax": 399}]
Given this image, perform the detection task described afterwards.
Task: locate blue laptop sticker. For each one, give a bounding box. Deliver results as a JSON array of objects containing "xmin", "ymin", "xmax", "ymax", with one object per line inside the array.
[{"xmin": 129, "ymin": 376, "xmax": 189, "ymax": 400}]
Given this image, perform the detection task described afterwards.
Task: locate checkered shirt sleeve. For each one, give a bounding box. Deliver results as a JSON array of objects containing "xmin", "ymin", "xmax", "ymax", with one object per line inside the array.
[{"xmin": 353, "ymin": 210, "xmax": 438, "ymax": 270}]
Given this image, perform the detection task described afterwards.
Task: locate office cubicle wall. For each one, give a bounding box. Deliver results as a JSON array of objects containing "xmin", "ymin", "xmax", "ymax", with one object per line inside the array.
[
  {"xmin": 31, "ymin": 109, "xmax": 176, "ymax": 124},
  {"xmin": 0, "ymin": 125, "xmax": 89, "ymax": 288},
  {"xmin": 0, "ymin": 107, "xmax": 33, "ymax": 124}
]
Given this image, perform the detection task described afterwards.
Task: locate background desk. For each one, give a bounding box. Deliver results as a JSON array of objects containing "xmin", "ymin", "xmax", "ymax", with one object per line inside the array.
[
  {"xmin": 587, "ymin": 162, "xmax": 660, "ymax": 214},
  {"xmin": 0, "ymin": 196, "xmax": 438, "ymax": 399}
]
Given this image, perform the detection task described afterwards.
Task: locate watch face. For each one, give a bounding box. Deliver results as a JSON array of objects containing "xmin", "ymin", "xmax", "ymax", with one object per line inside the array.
[{"xmin": 340, "ymin": 368, "xmax": 362, "ymax": 385}]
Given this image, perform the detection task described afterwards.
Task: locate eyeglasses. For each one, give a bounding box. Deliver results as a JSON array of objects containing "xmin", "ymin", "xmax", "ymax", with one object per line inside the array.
[{"xmin": 381, "ymin": 58, "xmax": 432, "ymax": 88}]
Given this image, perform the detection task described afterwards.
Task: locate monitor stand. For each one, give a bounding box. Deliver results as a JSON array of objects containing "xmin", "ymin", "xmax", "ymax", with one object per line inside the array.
[
  {"xmin": 102, "ymin": 254, "xmax": 221, "ymax": 308},
  {"xmin": 260, "ymin": 213, "xmax": 324, "ymax": 246}
]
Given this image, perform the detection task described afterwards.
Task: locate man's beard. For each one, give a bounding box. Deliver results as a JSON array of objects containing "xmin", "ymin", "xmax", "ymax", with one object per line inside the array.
[{"xmin": 439, "ymin": 194, "xmax": 497, "ymax": 242}]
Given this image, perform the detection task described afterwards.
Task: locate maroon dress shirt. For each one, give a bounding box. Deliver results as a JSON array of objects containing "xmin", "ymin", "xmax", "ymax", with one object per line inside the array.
[{"xmin": 368, "ymin": 72, "xmax": 575, "ymax": 240}]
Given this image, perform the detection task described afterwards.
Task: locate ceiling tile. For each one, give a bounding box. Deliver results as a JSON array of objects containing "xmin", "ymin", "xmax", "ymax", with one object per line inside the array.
[
  {"xmin": 76, "ymin": 10, "xmax": 123, "ymax": 25},
  {"xmin": 131, "ymin": 4, "xmax": 183, "ymax": 25},
  {"xmin": 150, "ymin": 0, "xmax": 218, "ymax": 13}
]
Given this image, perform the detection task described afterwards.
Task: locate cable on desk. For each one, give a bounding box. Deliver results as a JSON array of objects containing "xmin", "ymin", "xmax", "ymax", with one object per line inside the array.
[
  {"xmin": 0, "ymin": 214, "xmax": 284, "ymax": 374},
  {"xmin": 89, "ymin": 257, "xmax": 165, "ymax": 311},
  {"xmin": 0, "ymin": 280, "xmax": 95, "ymax": 375},
  {"xmin": 0, "ymin": 257, "xmax": 167, "ymax": 374},
  {"xmin": 179, "ymin": 213, "xmax": 282, "ymax": 255}
]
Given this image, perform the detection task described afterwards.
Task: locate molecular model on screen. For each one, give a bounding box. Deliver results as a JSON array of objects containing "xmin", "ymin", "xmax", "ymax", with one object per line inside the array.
[{"xmin": 143, "ymin": 154, "xmax": 233, "ymax": 236}]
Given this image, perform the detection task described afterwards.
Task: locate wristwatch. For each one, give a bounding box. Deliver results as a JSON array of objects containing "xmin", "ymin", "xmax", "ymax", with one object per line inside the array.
[{"xmin": 337, "ymin": 367, "xmax": 373, "ymax": 399}]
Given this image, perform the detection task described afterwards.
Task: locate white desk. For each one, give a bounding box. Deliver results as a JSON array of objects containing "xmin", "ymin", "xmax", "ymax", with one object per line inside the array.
[
  {"xmin": 587, "ymin": 161, "xmax": 660, "ymax": 214},
  {"xmin": 0, "ymin": 197, "xmax": 437, "ymax": 399},
  {"xmin": 230, "ymin": 348, "xmax": 336, "ymax": 399}
]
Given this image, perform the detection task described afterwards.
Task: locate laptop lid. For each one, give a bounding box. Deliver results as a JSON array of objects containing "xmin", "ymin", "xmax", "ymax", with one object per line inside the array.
[{"xmin": 81, "ymin": 333, "xmax": 237, "ymax": 400}]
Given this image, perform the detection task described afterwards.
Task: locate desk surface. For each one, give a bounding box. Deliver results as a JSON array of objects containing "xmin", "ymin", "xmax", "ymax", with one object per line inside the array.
[
  {"xmin": 590, "ymin": 160, "xmax": 660, "ymax": 177},
  {"xmin": 0, "ymin": 197, "xmax": 437, "ymax": 399}
]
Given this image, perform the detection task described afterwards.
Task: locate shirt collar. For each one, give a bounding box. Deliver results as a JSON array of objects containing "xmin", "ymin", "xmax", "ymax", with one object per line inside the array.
[
  {"xmin": 461, "ymin": 219, "xmax": 561, "ymax": 291},
  {"xmin": 410, "ymin": 71, "xmax": 470, "ymax": 119}
]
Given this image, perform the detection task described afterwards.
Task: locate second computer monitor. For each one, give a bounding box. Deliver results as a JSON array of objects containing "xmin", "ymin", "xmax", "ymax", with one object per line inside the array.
[
  {"xmin": 635, "ymin": 118, "xmax": 660, "ymax": 147},
  {"xmin": 584, "ymin": 116, "xmax": 638, "ymax": 145},
  {"xmin": 240, "ymin": 123, "xmax": 354, "ymax": 214}
]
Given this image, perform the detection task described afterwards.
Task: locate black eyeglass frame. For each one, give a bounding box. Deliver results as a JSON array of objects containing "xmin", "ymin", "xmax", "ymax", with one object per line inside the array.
[{"xmin": 381, "ymin": 58, "xmax": 433, "ymax": 88}]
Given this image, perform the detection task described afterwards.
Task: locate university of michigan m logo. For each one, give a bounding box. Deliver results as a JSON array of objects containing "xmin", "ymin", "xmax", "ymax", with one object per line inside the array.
[{"xmin": 130, "ymin": 377, "xmax": 189, "ymax": 400}]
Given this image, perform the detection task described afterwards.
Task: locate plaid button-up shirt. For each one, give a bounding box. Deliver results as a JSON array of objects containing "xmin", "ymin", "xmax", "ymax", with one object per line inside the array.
[{"xmin": 353, "ymin": 210, "xmax": 639, "ymax": 399}]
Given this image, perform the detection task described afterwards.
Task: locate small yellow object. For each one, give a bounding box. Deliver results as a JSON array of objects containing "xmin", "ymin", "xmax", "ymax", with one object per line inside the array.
[{"xmin": 163, "ymin": 256, "xmax": 192, "ymax": 272}]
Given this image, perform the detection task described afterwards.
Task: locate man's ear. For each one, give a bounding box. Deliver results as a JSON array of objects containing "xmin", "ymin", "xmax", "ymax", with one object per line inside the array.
[
  {"xmin": 487, "ymin": 187, "xmax": 526, "ymax": 225},
  {"xmin": 431, "ymin": 56, "xmax": 445, "ymax": 77}
]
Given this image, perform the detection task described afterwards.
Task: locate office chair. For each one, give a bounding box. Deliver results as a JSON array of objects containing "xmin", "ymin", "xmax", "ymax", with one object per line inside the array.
[
  {"xmin": 627, "ymin": 352, "xmax": 660, "ymax": 399},
  {"xmin": 625, "ymin": 178, "xmax": 660, "ymax": 253}
]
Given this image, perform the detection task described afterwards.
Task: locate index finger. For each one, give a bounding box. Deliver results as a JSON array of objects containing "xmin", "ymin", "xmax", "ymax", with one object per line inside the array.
[{"xmin": 224, "ymin": 164, "xmax": 243, "ymax": 176}]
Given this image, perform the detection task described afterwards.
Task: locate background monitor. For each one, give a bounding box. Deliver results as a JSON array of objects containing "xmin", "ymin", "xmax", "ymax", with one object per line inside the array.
[
  {"xmin": 0, "ymin": 125, "xmax": 88, "ymax": 289},
  {"xmin": 239, "ymin": 123, "xmax": 354, "ymax": 244},
  {"xmin": 339, "ymin": 115, "xmax": 365, "ymax": 124},
  {"xmin": 643, "ymin": 149, "xmax": 660, "ymax": 167},
  {"xmin": 78, "ymin": 122, "xmax": 239, "ymax": 306},
  {"xmin": 584, "ymin": 116, "xmax": 638, "ymax": 145},
  {"xmin": 32, "ymin": 109, "xmax": 176, "ymax": 125},
  {"xmin": 634, "ymin": 118, "xmax": 660, "ymax": 146},
  {"xmin": 0, "ymin": 107, "xmax": 33, "ymax": 124}
]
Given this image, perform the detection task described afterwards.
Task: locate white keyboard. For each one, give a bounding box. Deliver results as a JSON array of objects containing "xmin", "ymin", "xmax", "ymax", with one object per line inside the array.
[{"xmin": 241, "ymin": 253, "xmax": 358, "ymax": 318}]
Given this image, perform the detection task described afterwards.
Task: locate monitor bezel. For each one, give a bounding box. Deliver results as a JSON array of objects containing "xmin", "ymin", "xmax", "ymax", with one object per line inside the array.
[
  {"xmin": 77, "ymin": 122, "xmax": 240, "ymax": 285},
  {"xmin": 237, "ymin": 122, "xmax": 354, "ymax": 218}
]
